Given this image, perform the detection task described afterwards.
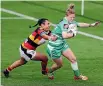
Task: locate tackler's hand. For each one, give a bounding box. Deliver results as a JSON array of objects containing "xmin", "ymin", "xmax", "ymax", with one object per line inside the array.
[{"xmin": 50, "ymin": 35, "xmax": 57, "ymax": 41}]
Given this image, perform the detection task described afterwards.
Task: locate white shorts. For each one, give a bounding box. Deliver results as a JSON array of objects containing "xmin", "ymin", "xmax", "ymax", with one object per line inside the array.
[{"xmin": 19, "ymin": 46, "xmax": 36, "ymax": 61}]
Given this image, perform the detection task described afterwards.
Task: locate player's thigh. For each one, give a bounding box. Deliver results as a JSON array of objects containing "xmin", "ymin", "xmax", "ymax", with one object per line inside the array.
[
  {"xmin": 62, "ymin": 48, "xmax": 76, "ymax": 62},
  {"xmin": 47, "ymin": 45, "xmax": 62, "ymax": 59},
  {"xmin": 19, "ymin": 46, "xmax": 36, "ymax": 61},
  {"xmin": 53, "ymin": 57, "xmax": 63, "ymax": 66},
  {"xmin": 31, "ymin": 52, "xmax": 48, "ymax": 61},
  {"xmin": 20, "ymin": 57, "xmax": 27, "ymax": 63}
]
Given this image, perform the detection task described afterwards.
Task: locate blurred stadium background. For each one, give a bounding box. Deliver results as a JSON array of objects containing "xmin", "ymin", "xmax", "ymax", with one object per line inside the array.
[{"xmin": 1, "ymin": 1, "xmax": 103, "ymax": 86}]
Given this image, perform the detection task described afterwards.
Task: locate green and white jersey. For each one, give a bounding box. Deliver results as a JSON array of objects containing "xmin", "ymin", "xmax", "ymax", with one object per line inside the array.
[{"xmin": 48, "ymin": 17, "xmax": 78, "ymax": 49}]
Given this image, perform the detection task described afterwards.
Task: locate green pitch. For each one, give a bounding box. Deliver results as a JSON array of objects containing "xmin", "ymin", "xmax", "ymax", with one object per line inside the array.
[{"xmin": 1, "ymin": 1, "xmax": 103, "ymax": 86}]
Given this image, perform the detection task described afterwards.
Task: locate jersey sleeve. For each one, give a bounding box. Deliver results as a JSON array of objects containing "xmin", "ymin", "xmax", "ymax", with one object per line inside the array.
[
  {"xmin": 38, "ymin": 29, "xmax": 46, "ymax": 36},
  {"xmin": 73, "ymin": 21, "xmax": 79, "ymax": 27},
  {"xmin": 40, "ymin": 30, "xmax": 51, "ymax": 36}
]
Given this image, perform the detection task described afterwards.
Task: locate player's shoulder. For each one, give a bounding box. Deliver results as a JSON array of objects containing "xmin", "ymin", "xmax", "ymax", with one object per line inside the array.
[
  {"xmin": 72, "ymin": 21, "xmax": 77, "ymax": 23},
  {"xmin": 33, "ymin": 27, "xmax": 44, "ymax": 34},
  {"xmin": 71, "ymin": 21, "xmax": 79, "ymax": 26},
  {"xmin": 59, "ymin": 19, "xmax": 68, "ymax": 26}
]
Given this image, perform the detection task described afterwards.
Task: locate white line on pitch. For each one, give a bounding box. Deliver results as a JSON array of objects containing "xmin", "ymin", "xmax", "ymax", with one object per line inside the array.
[
  {"xmin": 1, "ymin": 8, "xmax": 103, "ymax": 41},
  {"xmin": 1, "ymin": 17, "xmax": 30, "ymax": 19}
]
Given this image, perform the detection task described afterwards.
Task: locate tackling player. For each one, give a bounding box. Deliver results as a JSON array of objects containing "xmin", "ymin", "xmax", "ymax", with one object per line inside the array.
[{"xmin": 3, "ymin": 18, "xmax": 57, "ymax": 78}]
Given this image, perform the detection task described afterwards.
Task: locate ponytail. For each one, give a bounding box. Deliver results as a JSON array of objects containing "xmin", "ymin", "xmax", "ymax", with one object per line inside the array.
[
  {"xmin": 68, "ymin": 4, "xmax": 75, "ymax": 9},
  {"xmin": 66, "ymin": 3, "xmax": 75, "ymax": 16},
  {"xmin": 29, "ymin": 18, "xmax": 48, "ymax": 28},
  {"xmin": 29, "ymin": 23, "xmax": 38, "ymax": 28}
]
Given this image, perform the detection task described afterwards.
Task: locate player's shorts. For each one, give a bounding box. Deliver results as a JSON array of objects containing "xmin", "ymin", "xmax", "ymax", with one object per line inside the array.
[
  {"xmin": 47, "ymin": 42, "xmax": 69, "ymax": 59},
  {"xmin": 19, "ymin": 45, "xmax": 36, "ymax": 61}
]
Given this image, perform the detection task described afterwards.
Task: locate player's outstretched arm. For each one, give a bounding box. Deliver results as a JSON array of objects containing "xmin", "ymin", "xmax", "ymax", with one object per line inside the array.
[{"xmin": 78, "ymin": 21, "xmax": 100, "ymax": 28}]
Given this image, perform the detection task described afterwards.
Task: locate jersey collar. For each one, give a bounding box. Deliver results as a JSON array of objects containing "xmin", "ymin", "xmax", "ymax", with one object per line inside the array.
[{"xmin": 64, "ymin": 17, "xmax": 73, "ymax": 24}]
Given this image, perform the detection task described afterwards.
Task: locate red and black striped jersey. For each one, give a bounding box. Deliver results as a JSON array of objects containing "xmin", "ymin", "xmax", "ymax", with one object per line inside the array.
[{"xmin": 21, "ymin": 27, "xmax": 51, "ymax": 50}]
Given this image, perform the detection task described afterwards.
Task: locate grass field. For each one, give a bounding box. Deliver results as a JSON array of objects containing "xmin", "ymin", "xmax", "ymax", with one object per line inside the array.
[{"xmin": 1, "ymin": 1, "xmax": 103, "ymax": 86}]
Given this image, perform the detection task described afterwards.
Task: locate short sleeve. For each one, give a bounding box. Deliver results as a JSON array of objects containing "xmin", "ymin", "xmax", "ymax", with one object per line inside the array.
[
  {"xmin": 59, "ymin": 21, "xmax": 69, "ymax": 32},
  {"xmin": 73, "ymin": 21, "xmax": 79, "ymax": 27},
  {"xmin": 37, "ymin": 29, "xmax": 45, "ymax": 36},
  {"xmin": 40, "ymin": 32, "xmax": 46, "ymax": 36}
]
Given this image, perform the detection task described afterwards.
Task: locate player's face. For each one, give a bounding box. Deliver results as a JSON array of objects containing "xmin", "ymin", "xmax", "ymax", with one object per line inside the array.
[
  {"xmin": 67, "ymin": 14, "xmax": 75, "ymax": 22},
  {"xmin": 42, "ymin": 20, "xmax": 50, "ymax": 31}
]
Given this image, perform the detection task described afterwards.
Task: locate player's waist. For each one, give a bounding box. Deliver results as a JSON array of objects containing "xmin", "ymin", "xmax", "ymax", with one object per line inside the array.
[
  {"xmin": 21, "ymin": 42, "xmax": 39, "ymax": 50},
  {"xmin": 48, "ymin": 41, "xmax": 65, "ymax": 47},
  {"xmin": 49, "ymin": 39, "xmax": 64, "ymax": 45},
  {"xmin": 47, "ymin": 44, "xmax": 64, "ymax": 50}
]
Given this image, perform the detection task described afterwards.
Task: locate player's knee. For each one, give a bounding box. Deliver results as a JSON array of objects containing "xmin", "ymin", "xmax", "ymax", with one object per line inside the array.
[
  {"xmin": 71, "ymin": 59, "xmax": 77, "ymax": 63},
  {"xmin": 57, "ymin": 64, "xmax": 63, "ymax": 68},
  {"xmin": 20, "ymin": 57, "xmax": 28, "ymax": 65},
  {"xmin": 42, "ymin": 56, "xmax": 48, "ymax": 62},
  {"xmin": 45, "ymin": 56, "xmax": 48, "ymax": 62},
  {"xmin": 23, "ymin": 60, "xmax": 27, "ymax": 64}
]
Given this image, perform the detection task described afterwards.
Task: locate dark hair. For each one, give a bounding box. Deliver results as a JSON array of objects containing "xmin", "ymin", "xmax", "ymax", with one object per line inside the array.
[{"xmin": 29, "ymin": 18, "xmax": 48, "ymax": 28}]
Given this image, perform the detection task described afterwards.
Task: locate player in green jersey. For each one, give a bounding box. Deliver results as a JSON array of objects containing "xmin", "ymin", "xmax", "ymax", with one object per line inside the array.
[{"xmin": 47, "ymin": 4, "xmax": 100, "ymax": 80}]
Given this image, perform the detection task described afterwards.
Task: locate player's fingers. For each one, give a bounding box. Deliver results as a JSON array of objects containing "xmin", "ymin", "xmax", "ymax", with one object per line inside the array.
[{"xmin": 95, "ymin": 21, "xmax": 100, "ymax": 26}]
